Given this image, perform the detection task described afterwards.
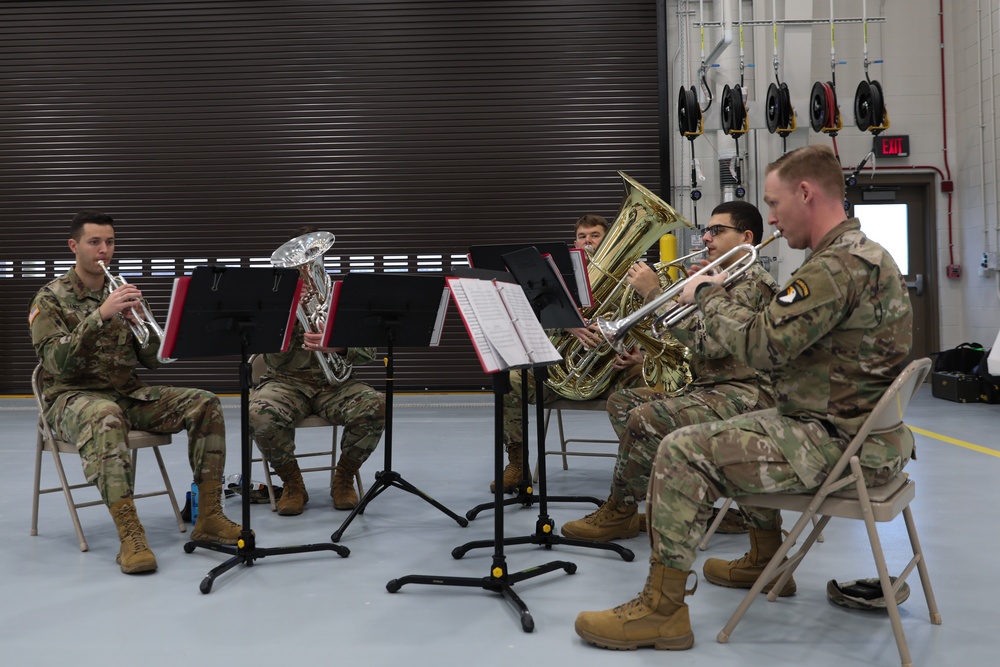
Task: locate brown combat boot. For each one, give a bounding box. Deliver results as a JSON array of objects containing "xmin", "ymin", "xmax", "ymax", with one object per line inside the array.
[
  {"xmin": 560, "ymin": 497, "xmax": 640, "ymax": 542},
  {"xmin": 331, "ymin": 453, "xmax": 362, "ymax": 510},
  {"xmin": 575, "ymin": 561, "xmax": 696, "ymax": 650},
  {"xmin": 108, "ymin": 498, "xmax": 158, "ymax": 574},
  {"xmin": 191, "ymin": 480, "xmax": 243, "ymax": 545},
  {"xmin": 273, "ymin": 461, "xmax": 309, "ymax": 516},
  {"xmin": 489, "ymin": 442, "xmax": 523, "ymax": 494},
  {"xmin": 702, "ymin": 527, "xmax": 797, "ymax": 596}
]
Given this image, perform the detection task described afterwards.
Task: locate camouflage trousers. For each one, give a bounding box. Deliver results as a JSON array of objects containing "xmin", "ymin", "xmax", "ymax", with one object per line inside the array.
[
  {"xmin": 605, "ymin": 382, "xmax": 773, "ymax": 505},
  {"xmin": 646, "ymin": 408, "xmax": 913, "ymax": 570},
  {"xmin": 46, "ymin": 387, "xmax": 227, "ymax": 507},
  {"xmin": 503, "ymin": 365, "xmax": 642, "ymax": 449},
  {"xmin": 249, "ymin": 378, "xmax": 386, "ymax": 468}
]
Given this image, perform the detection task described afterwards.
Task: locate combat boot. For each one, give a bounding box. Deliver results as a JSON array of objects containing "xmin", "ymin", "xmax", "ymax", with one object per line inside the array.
[
  {"xmin": 702, "ymin": 527, "xmax": 797, "ymax": 596},
  {"xmin": 331, "ymin": 453, "xmax": 362, "ymax": 510},
  {"xmin": 191, "ymin": 479, "xmax": 243, "ymax": 545},
  {"xmin": 108, "ymin": 498, "xmax": 158, "ymax": 574},
  {"xmin": 273, "ymin": 461, "xmax": 309, "ymax": 516},
  {"xmin": 560, "ymin": 497, "xmax": 640, "ymax": 542},
  {"xmin": 575, "ymin": 561, "xmax": 696, "ymax": 651},
  {"xmin": 489, "ymin": 442, "xmax": 523, "ymax": 494}
]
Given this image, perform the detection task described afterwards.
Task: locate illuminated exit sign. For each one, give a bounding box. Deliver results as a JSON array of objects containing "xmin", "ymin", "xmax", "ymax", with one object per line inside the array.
[{"xmin": 873, "ymin": 135, "xmax": 910, "ymax": 158}]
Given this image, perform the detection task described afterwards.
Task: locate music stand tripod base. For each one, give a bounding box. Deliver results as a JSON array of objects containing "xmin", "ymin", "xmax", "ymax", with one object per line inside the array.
[{"xmin": 164, "ymin": 266, "xmax": 352, "ymax": 593}]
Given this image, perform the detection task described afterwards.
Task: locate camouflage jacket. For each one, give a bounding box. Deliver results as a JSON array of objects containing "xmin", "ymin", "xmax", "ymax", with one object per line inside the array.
[
  {"xmin": 695, "ymin": 219, "xmax": 913, "ymax": 435},
  {"xmin": 29, "ymin": 268, "xmax": 161, "ymax": 404},
  {"xmin": 667, "ymin": 261, "xmax": 779, "ymax": 387},
  {"xmin": 260, "ymin": 321, "xmax": 378, "ymax": 389}
]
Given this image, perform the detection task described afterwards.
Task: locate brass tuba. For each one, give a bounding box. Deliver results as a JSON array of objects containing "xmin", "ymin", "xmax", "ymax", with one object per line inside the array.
[
  {"xmin": 545, "ymin": 172, "xmax": 695, "ymax": 400},
  {"xmin": 270, "ymin": 231, "xmax": 353, "ymax": 384}
]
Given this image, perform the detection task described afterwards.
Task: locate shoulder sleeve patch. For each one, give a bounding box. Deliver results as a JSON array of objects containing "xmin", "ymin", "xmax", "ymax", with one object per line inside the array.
[
  {"xmin": 28, "ymin": 305, "xmax": 40, "ymax": 327},
  {"xmin": 776, "ymin": 278, "xmax": 810, "ymax": 306}
]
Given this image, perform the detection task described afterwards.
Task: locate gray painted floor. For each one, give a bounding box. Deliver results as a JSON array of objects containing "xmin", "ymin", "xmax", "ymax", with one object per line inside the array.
[{"xmin": 1, "ymin": 387, "xmax": 996, "ymax": 666}]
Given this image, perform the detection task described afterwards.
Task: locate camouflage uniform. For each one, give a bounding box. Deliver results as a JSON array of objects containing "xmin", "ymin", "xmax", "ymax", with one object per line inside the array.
[
  {"xmin": 605, "ymin": 262, "xmax": 778, "ymax": 505},
  {"xmin": 248, "ymin": 323, "xmax": 385, "ymax": 468},
  {"xmin": 648, "ymin": 219, "xmax": 913, "ymax": 570},
  {"xmin": 29, "ymin": 268, "xmax": 228, "ymax": 506}
]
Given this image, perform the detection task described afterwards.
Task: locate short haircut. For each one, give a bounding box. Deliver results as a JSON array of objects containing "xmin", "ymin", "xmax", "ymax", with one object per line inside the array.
[
  {"xmin": 575, "ymin": 214, "xmax": 609, "ymax": 232},
  {"xmin": 766, "ymin": 143, "xmax": 846, "ymax": 202},
  {"xmin": 70, "ymin": 210, "xmax": 114, "ymax": 240},
  {"xmin": 711, "ymin": 200, "xmax": 764, "ymax": 245}
]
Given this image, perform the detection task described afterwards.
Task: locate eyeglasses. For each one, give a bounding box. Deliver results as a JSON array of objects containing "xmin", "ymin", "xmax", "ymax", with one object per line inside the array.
[{"xmin": 703, "ymin": 224, "xmax": 740, "ymax": 238}]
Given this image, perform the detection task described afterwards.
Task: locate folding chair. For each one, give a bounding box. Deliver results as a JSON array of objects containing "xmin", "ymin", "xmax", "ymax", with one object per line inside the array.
[
  {"xmin": 532, "ymin": 398, "xmax": 618, "ymax": 482},
  {"xmin": 30, "ymin": 364, "xmax": 186, "ymax": 552},
  {"xmin": 717, "ymin": 358, "xmax": 941, "ymax": 667},
  {"xmin": 249, "ymin": 355, "xmax": 363, "ymax": 511}
]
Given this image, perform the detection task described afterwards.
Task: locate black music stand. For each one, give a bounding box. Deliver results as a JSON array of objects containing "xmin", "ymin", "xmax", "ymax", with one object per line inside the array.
[
  {"xmin": 328, "ymin": 273, "xmax": 467, "ymax": 543},
  {"xmin": 167, "ymin": 267, "xmax": 349, "ymax": 594},
  {"xmin": 386, "ymin": 279, "xmax": 576, "ymax": 632},
  {"xmin": 460, "ymin": 246, "xmax": 635, "ymax": 562}
]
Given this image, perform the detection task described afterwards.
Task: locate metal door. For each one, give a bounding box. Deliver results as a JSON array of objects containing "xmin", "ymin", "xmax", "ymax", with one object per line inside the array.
[{"xmin": 847, "ymin": 176, "xmax": 938, "ymax": 361}]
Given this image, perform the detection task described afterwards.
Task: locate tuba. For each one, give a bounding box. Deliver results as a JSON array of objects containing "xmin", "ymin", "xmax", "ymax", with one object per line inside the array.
[
  {"xmin": 270, "ymin": 231, "xmax": 353, "ymax": 384},
  {"xmin": 545, "ymin": 172, "xmax": 695, "ymax": 400}
]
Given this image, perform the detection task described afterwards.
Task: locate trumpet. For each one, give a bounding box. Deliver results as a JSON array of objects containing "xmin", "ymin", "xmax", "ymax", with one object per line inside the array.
[
  {"xmin": 598, "ymin": 231, "xmax": 782, "ymax": 352},
  {"xmin": 97, "ymin": 260, "xmax": 172, "ymax": 361}
]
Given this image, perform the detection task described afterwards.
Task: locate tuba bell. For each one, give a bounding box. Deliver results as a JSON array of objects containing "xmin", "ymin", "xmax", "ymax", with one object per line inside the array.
[
  {"xmin": 270, "ymin": 231, "xmax": 353, "ymax": 384},
  {"xmin": 545, "ymin": 172, "xmax": 695, "ymax": 400}
]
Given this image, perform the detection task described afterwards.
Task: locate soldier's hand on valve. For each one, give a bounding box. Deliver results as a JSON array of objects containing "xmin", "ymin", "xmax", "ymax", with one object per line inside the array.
[
  {"xmin": 98, "ymin": 284, "xmax": 142, "ymax": 322},
  {"xmin": 678, "ymin": 271, "xmax": 728, "ymax": 305},
  {"xmin": 627, "ymin": 261, "xmax": 661, "ymax": 300}
]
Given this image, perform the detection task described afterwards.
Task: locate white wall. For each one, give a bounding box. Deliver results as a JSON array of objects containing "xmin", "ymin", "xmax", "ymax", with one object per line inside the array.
[{"xmin": 665, "ymin": 0, "xmax": 1000, "ymax": 350}]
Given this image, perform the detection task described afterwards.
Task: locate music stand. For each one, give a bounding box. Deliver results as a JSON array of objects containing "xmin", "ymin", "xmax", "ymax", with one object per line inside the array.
[
  {"xmin": 469, "ymin": 242, "xmax": 586, "ymax": 308},
  {"xmin": 386, "ymin": 279, "xmax": 576, "ymax": 632},
  {"xmin": 328, "ymin": 273, "xmax": 467, "ymax": 543},
  {"xmin": 457, "ymin": 246, "xmax": 634, "ymax": 561},
  {"xmin": 166, "ymin": 266, "xmax": 349, "ymax": 594}
]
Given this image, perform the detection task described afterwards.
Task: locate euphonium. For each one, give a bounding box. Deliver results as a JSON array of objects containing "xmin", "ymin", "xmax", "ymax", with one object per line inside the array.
[
  {"xmin": 269, "ymin": 231, "xmax": 353, "ymax": 384},
  {"xmin": 97, "ymin": 260, "xmax": 174, "ymax": 363},
  {"xmin": 544, "ymin": 172, "xmax": 695, "ymax": 400}
]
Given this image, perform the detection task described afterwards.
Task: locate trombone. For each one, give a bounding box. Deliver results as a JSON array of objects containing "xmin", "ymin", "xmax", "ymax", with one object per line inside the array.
[
  {"xmin": 97, "ymin": 260, "xmax": 173, "ymax": 362},
  {"xmin": 598, "ymin": 231, "xmax": 782, "ymax": 352}
]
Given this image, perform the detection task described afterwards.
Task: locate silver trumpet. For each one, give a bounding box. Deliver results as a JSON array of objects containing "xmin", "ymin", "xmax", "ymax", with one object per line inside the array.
[
  {"xmin": 598, "ymin": 230, "xmax": 782, "ymax": 352},
  {"xmin": 97, "ymin": 260, "xmax": 173, "ymax": 361}
]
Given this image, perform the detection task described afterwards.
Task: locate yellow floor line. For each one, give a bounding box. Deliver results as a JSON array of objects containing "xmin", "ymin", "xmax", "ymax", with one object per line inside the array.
[{"xmin": 910, "ymin": 425, "xmax": 1000, "ymax": 458}]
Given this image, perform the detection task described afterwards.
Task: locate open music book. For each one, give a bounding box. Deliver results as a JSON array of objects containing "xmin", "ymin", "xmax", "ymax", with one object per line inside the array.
[{"xmin": 447, "ymin": 277, "xmax": 562, "ymax": 373}]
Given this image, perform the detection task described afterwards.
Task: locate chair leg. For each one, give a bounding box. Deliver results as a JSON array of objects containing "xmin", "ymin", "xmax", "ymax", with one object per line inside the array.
[
  {"xmin": 48, "ymin": 442, "xmax": 89, "ymax": 552},
  {"xmin": 259, "ymin": 453, "xmax": 279, "ymax": 512},
  {"xmin": 150, "ymin": 445, "xmax": 186, "ymax": 533},
  {"xmin": 31, "ymin": 433, "xmax": 44, "ymax": 539},
  {"xmin": 556, "ymin": 408, "xmax": 570, "ymax": 470},
  {"xmin": 698, "ymin": 497, "xmax": 734, "ymax": 551},
  {"xmin": 904, "ymin": 506, "xmax": 942, "ymax": 625},
  {"xmin": 859, "ymin": 505, "xmax": 913, "ymax": 667}
]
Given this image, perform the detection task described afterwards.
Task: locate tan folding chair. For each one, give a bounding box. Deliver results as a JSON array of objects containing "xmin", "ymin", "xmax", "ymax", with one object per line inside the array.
[
  {"xmin": 30, "ymin": 364, "xmax": 185, "ymax": 552},
  {"xmin": 531, "ymin": 398, "xmax": 618, "ymax": 482},
  {"xmin": 716, "ymin": 358, "xmax": 940, "ymax": 667},
  {"xmin": 249, "ymin": 354, "xmax": 363, "ymax": 511}
]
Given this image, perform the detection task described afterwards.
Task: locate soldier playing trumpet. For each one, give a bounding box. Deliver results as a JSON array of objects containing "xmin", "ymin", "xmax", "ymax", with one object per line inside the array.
[
  {"xmin": 560, "ymin": 200, "xmax": 779, "ymax": 542},
  {"xmin": 28, "ymin": 210, "xmax": 242, "ymax": 575}
]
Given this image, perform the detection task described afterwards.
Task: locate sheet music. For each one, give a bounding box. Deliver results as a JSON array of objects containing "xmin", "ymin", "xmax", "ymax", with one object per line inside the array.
[
  {"xmin": 568, "ymin": 247, "xmax": 593, "ymax": 308},
  {"xmin": 495, "ymin": 282, "xmax": 562, "ymax": 364},
  {"xmin": 446, "ymin": 279, "xmax": 502, "ymax": 373},
  {"xmin": 459, "ymin": 278, "xmax": 531, "ymax": 368},
  {"xmin": 429, "ymin": 286, "xmax": 450, "ymax": 347}
]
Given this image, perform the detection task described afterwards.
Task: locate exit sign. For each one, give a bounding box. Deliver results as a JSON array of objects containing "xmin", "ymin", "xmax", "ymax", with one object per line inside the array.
[{"xmin": 873, "ymin": 135, "xmax": 910, "ymax": 158}]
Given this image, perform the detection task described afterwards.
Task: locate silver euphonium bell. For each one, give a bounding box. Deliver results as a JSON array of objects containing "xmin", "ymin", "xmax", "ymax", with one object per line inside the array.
[{"xmin": 269, "ymin": 231, "xmax": 353, "ymax": 384}]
